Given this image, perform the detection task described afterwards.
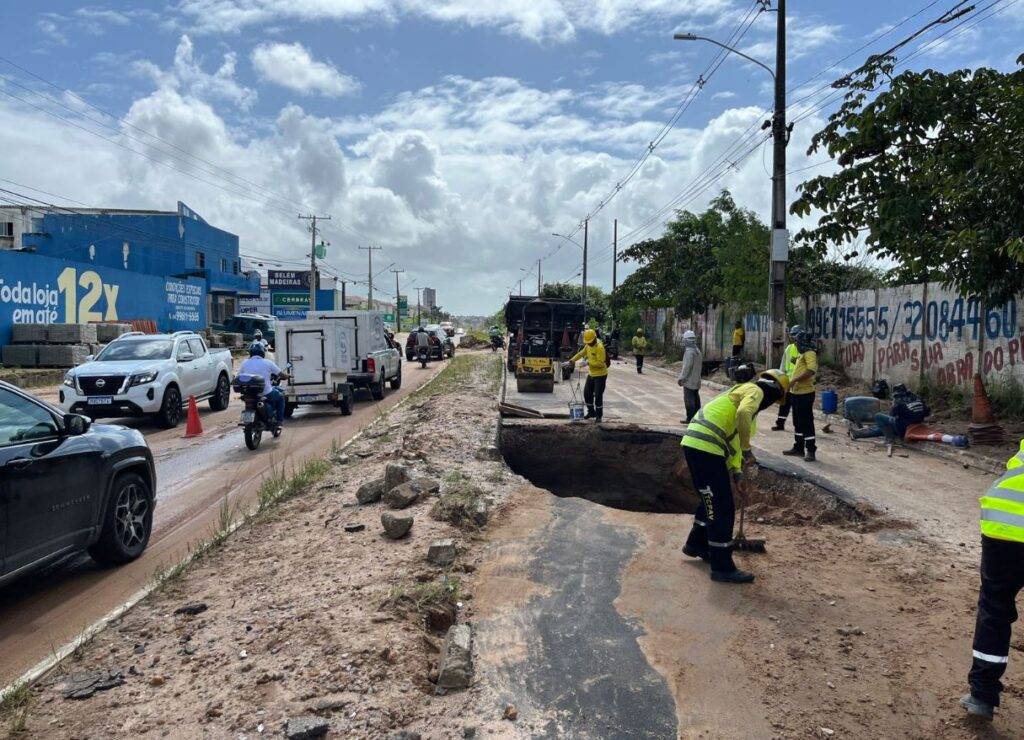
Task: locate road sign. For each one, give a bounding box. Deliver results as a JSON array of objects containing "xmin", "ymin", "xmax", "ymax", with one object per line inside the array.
[
  {"xmin": 272, "ymin": 292, "xmax": 309, "ymax": 307},
  {"xmin": 383, "ymin": 312, "xmax": 395, "ymax": 323},
  {"xmin": 268, "ymin": 270, "xmax": 310, "ymax": 290}
]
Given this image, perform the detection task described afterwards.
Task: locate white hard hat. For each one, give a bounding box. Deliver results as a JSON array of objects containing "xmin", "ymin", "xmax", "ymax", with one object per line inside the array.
[{"xmin": 683, "ymin": 330, "xmax": 696, "ymax": 340}]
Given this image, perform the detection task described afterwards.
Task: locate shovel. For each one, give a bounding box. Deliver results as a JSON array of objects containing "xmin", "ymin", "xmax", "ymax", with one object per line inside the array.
[{"xmin": 734, "ymin": 465, "xmax": 766, "ymax": 554}]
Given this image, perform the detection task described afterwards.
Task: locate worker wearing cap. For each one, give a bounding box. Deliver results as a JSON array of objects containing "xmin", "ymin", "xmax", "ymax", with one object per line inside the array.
[
  {"xmin": 783, "ymin": 330, "xmax": 819, "ymax": 462},
  {"xmin": 960, "ymin": 440, "xmax": 1024, "ymax": 721},
  {"xmin": 677, "ymin": 329, "xmax": 702, "ymax": 423},
  {"xmin": 631, "ymin": 328, "xmax": 647, "ymax": 374},
  {"xmin": 772, "ymin": 325, "xmax": 803, "ymax": 432},
  {"xmin": 681, "ymin": 369, "xmax": 789, "ymax": 583},
  {"xmin": 570, "ymin": 328, "xmax": 609, "ymax": 421}
]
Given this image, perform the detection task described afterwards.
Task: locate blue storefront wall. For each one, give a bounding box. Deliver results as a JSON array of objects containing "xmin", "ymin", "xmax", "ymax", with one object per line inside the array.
[{"xmin": 0, "ymin": 251, "xmax": 206, "ymax": 347}]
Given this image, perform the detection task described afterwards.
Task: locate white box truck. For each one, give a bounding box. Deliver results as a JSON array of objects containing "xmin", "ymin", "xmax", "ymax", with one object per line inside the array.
[
  {"xmin": 305, "ymin": 310, "xmax": 402, "ymax": 399},
  {"xmin": 279, "ymin": 316, "xmax": 357, "ymax": 416}
]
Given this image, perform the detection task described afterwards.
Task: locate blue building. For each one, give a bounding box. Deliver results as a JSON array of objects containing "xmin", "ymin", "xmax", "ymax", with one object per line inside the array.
[{"xmin": 0, "ymin": 201, "xmax": 260, "ymax": 324}]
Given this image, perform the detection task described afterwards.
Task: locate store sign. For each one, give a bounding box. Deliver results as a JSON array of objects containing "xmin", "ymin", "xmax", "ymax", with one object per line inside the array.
[
  {"xmin": 239, "ymin": 289, "xmax": 271, "ymax": 315},
  {"xmin": 0, "ymin": 251, "xmax": 206, "ymax": 345},
  {"xmin": 268, "ymin": 270, "xmax": 310, "ymax": 290}
]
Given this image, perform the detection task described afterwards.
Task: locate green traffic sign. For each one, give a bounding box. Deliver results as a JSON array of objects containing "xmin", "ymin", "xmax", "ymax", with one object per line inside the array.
[
  {"xmin": 272, "ymin": 292, "xmax": 309, "ymax": 307},
  {"xmin": 383, "ymin": 313, "xmax": 395, "ymax": 323},
  {"xmin": 398, "ymin": 295, "xmax": 408, "ymax": 310}
]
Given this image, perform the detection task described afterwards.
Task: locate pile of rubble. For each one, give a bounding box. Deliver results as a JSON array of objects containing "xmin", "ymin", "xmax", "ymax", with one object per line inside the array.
[{"xmin": 1, "ymin": 322, "xmax": 130, "ymax": 368}]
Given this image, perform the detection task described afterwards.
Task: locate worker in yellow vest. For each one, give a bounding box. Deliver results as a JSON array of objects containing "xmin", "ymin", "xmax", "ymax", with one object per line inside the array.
[
  {"xmin": 681, "ymin": 369, "xmax": 790, "ymax": 583},
  {"xmin": 782, "ymin": 330, "xmax": 819, "ymax": 462},
  {"xmin": 771, "ymin": 325, "xmax": 803, "ymax": 432},
  {"xmin": 631, "ymin": 328, "xmax": 647, "ymax": 374},
  {"xmin": 961, "ymin": 440, "xmax": 1024, "ymax": 721},
  {"xmin": 570, "ymin": 329, "xmax": 609, "ymax": 421},
  {"xmin": 731, "ymin": 321, "xmax": 745, "ymax": 358}
]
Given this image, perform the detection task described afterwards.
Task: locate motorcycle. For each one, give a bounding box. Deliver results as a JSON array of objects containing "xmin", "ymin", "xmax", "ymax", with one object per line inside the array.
[
  {"xmin": 490, "ymin": 334, "xmax": 505, "ymax": 352},
  {"xmin": 232, "ymin": 375, "xmax": 283, "ymax": 451},
  {"xmin": 417, "ymin": 345, "xmax": 430, "ymax": 368}
]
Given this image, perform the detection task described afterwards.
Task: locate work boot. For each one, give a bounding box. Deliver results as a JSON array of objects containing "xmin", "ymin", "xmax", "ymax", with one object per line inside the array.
[
  {"xmin": 782, "ymin": 446, "xmax": 804, "ymax": 457},
  {"xmin": 711, "ymin": 569, "xmax": 756, "ymax": 584},
  {"xmin": 960, "ymin": 694, "xmax": 994, "ymax": 721},
  {"xmin": 771, "ymin": 420, "xmax": 785, "ymax": 431},
  {"xmin": 584, "ymin": 409, "xmax": 595, "ymax": 419},
  {"xmin": 682, "ymin": 544, "xmax": 710, "ymax": 561},
  {"xmin": 804, "ymin": 448, "xmax": 817, "ymax": 462},
  {"xmin": 682, "ymin": 526, "xmax": 710, "ymax": 562}
]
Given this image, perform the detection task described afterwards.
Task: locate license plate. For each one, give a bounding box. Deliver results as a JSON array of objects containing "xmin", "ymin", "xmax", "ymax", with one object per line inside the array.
[
  {"xmin": 241, "ymin": 410, "xmax": 255, "ymax": 423},
  {"xmin": 87, "ymin": 396, "xmax": 113, "ymax": 405},
  {"xmin": 524, "ymin": 358, "xmax": 550, "ymax": 369},
  {"xmin": 298, "ymin": 394, "xmax": 328, "ymax": 402}
]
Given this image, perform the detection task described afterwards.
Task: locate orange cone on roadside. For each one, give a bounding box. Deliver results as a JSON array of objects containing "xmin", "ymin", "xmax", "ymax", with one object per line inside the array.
[
  {"xmin": 969, "ymin": 373, "xmax": 1004, "ymax": 444},
  {"xmin": 184, "ymin": 395, "xmax": 204, "ymax": 438}
]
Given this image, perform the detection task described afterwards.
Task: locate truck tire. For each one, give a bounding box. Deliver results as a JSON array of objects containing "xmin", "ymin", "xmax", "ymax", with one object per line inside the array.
[
  {"xmin": 208, "ymin": 373, "xmax": 230, "ymax": 411},
  {"xmin": 389, "ymin": 363, "xmax": 402, "ymax": 390},
  {"xmin": 88, "ymin": 472, "xmax": 153, "ymax": 566},
  {"xmin": 339, "ymin": 389, "xmax": 353, "ymax": 415},
  {"xmin": 154, "ymin": 385, "xmax": 182, "ymax": 428},
  {"xmin": 370, "ymin": 375, "xmax": 386, "ymax": 400}
]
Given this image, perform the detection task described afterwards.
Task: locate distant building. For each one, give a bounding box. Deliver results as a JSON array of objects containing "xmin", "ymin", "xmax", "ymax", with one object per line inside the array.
[
  {"xmin": 0, "ymin": 201, "xmax": 260, "ymax": 324},
  {"xmin": 422, "ymin": 287, "xmax": 436, "ymax": 311}
]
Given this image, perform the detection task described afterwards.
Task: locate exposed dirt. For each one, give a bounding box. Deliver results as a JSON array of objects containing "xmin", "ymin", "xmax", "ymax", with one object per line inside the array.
[{"xmin": 2, "ymin": 354, "xmax": 519, "ymax": 739}]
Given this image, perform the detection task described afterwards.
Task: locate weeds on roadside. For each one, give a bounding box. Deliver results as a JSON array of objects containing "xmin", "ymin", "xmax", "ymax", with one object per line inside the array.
[
  {"xmin": 431, "ymin": 473, "xmax": 488, "ymax": 528},
  {"xmin": 411, "ymin": 354, "xmax": 487, "ymax": 400},
  {"xmin": 387, "ymin": 574, "xmax": 461, "ymax": 612},
  {"xmin": 0, "ymin": 681, "xmax": 31, "ymax": 734},
  {"xmin": 987, "ymin": 375, "xmax": 1024, "ymax": 419}
]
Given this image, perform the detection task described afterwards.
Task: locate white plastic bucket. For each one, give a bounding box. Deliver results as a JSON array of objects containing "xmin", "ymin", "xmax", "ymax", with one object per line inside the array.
[{"xmin": 569, "ymin": 402, "xmax": 585, "ymax": 422}]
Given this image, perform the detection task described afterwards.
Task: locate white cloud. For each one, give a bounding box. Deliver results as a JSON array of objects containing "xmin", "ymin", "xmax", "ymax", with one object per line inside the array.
[
  {"xmin": 133, "ymin": 35, "xmax": 257, "ymax": 110},
  {"xmin": 252, "ymin": 42, "xmax": 361, "ymax": 97},
  {"xmin": 712, "ymin": 90, "xmax": 737, "ymax": 101}
]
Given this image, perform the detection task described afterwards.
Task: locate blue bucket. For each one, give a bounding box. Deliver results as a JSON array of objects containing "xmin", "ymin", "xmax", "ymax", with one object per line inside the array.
[{"xmin": 822, "ymin": 389, "xmax": 838, "ymax": 414}]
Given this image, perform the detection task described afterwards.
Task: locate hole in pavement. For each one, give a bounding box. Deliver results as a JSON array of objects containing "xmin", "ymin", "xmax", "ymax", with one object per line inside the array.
[{"xmin": 499, "ymin": 422, "xmax": 880, "ymax": 528}]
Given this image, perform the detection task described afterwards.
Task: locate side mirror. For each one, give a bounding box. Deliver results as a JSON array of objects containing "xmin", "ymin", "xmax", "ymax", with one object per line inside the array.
[
  {"xmin": 85, "ymin": 354, "xmax": 95, "ymax": 362},
  {"xmin": 179, "ymin": 352, "xmax": 196, "ymax": 363},
  {"xmin": 63, "ymin": 413, "xmax": 91, "ymax": 436}
]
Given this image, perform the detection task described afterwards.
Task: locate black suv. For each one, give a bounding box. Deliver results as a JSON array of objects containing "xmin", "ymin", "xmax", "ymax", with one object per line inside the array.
[{"xmin": 0, "ymin": 381, "xmax": 156, "ymax": 587}]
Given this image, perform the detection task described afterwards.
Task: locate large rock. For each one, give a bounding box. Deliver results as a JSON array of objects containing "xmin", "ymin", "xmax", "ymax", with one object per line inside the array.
[
  {"xmin": 437, "ymin": 624, "xmax": 473, "ymax": 690},
  {"xmin": 61, "ymin": 669, "xmax": 125, "ymax": 700},
  {"xmin": 411, "ymin": 477, "xmax": 441, "ymax": 496},
  {"xmin": 427, "ymin": 539, "xmax": 456, "ymax": 566},
  {"xmin": 381, "ymin": 512, "xmax": 414, "ymax": 539},
  {"xmin": 284, "ymin": 715, "xmax": 329, "ymax": 739},
  {"xmin": 384, "ymin": 482, "xmax": 420, "ymax": 510},
  {"xmin": 356, "ymin": 478, "xmax": 385, "ymax": 504},
  {"xmin": 384, "ymin": 463, "xmax": 411, "ymax": 492}
]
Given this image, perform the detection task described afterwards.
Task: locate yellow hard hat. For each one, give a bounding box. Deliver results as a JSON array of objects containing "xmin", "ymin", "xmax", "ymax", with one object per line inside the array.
[
  {"xmin": 583, "ymin": 329, "xmax": 597, "ymax": 344},
  {"xmin": 759, "ymin": 369, "xmax": 790, "ymax": 404}
]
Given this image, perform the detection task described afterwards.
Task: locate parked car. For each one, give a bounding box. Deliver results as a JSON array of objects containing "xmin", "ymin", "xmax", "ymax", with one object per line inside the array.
[
  {"xmin": 60, "ymin": 331, "xmax": 233, "ymax": 428},
  {"xmin": 440, "ymin": 321, "xmax": 455, "ymax": 337},
  {"xmin": 405, "ymin": 324, "xmax": 455, "ymax": 361},
  {"xmin": 218, "ymin": 313, "xmax": 277, "ymax": 347},
  {"xmin": 0, "ymin": 380, "xmax": 156, "ymax": 587}
]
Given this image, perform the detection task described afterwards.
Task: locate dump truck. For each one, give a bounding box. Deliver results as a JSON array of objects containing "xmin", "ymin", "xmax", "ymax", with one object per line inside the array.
[{"xmin": 504, "ymin": 295, "xmax": 586, "ymax": 393}]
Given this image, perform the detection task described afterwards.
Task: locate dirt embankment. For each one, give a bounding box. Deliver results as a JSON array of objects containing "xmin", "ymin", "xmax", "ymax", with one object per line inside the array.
[{"xmin": 1, "ymin": 354, "xmax": 519, "ymax": 739}]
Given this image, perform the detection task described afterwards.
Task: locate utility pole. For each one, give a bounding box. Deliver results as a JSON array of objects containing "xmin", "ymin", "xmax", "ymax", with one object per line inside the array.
[
  {"xmin": 612, "ymin": 218, "xmax": 618, "ymax": 294},
  {"xmin": 582, "ymin": 218, "xmax": 589, "ymax": 323},
  {"xmin": 299, "ymin": 214, "xmax": 330, "ymax": 313},
  {"xmin": 359, "ymin": 245, "xmax": 382, "ymax": 310},
  {"xmin": 340, "ymin": 280, "xmax": 346, "ymax": 310},
  {"xmin": 517, "ymin": 278, "xmax": 523, "ymax": 295},
  {"xmin": 537, "ymin": 258, "xmax": 542, "ymax": 295},
  {"xmin": 391, "ymin": 267, "xmax": 405, "ymax": 332},
  {"xmin": 768, "ymin": 0, "xmax": 789, "ymax": 367},
  {"xmin": 414, "ymin": 286, "xmax": 423, "ymax": 326}
]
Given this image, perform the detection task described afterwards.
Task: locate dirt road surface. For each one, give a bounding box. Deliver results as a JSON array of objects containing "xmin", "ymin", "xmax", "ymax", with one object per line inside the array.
[{"xmin": 0, "ymin": 357, "xmax": 443, "ymax": 688}]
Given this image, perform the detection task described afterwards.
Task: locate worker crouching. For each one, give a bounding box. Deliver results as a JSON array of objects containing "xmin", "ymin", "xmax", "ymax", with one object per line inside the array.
[
  {"xmin": 681, "ymin": 370, "xmax": 789, "ymax": 583},
  {"xmin": 570, "ymin": 329, "xmax": 608, "ymax": 421}
]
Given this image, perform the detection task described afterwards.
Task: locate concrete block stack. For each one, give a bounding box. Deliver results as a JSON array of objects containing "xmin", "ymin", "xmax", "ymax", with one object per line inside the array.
[
  {"xmin": 1, "ymin": 323, "xmax": 101, "ymax": 368},
  {"xmin": 95, "ymin": 322, "xmax": 132, "ymax": 343}
]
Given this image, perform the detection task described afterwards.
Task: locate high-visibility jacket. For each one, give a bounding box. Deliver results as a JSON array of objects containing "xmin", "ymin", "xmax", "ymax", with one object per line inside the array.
[
  {"xmin": 779, "ymin": 343, "xmax": 800, "ymax": 375},
  {"xmin": 682, "ymin": 383, "xmax": 764, "ymax": 474},
  {"xmin": 631, "ymin": 336, "xmax": 647, "ymax": 355},
  {"xmin": 570, "ymin": 341, "xmax": 609, "ymax": 377},
  {"xmin": 979, "ymin": 441, "xmax": 1024, "ymax": 543},
  {"xmin": 789, "ymin": 349, "xmax": 818, "ymax": 395},
  {"xmin": 732, "ymin": 327, "xmax": 745, "ymax": 346}
]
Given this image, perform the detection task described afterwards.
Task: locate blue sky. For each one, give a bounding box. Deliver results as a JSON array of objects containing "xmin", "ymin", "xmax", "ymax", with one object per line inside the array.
[{"xmin": 1, "ymin": 1, "xmax": 1022, "ymax": 312}]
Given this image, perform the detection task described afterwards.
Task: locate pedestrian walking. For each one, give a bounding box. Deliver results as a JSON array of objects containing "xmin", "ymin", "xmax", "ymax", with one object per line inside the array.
[
  {"xmin": 631, "ymin": 328, "xmax": 647, "ymax": 374},
  {"xmin": 731, "ymin": 321, "xmax": 745, "ymax": 358},
  {"xmin": 960, "ymin": 440, "xmax": 1024, "ymax": 721},
  {"xmin": 677, "ymin": 330, "xmax": 702, "ymax": 423},
  {"xmin": 681, "ymin": 370, "xmax": 789, "ymax": 583},
  {"xmin": 782, "ymin": 330, "xmax": 819, "ymax": 462},
  {"xmin": 570, "ymin": 328, "xmax": 608, "ymax": 421},
  {"xmin": 771, "ymin": 325, "xmax": 802, "ymax": 431}
]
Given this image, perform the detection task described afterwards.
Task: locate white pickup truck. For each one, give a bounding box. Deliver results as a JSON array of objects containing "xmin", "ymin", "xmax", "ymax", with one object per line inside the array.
[{"xmin": 59, "ymin": 331, "xmax": 234, "ymax": 428}]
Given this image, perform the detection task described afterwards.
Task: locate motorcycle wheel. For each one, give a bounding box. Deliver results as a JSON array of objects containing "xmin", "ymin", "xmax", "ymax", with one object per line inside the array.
[{"xmin": 244, "ymin": 424, "xmax": 262, "ymax": 450}]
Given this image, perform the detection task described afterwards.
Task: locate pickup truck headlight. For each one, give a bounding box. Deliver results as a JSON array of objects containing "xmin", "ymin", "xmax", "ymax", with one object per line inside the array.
[
  {"xmin": 63, "ymin": 373, "xmax": 75, "ymax": 388},
  {"xmin": 127, "ymin": 370, "xmax": 159, "ymax": 388}
]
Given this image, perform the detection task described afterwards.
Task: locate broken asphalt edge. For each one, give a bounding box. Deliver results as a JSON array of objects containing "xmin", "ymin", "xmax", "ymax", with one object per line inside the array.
[{"xmin": 0, "ymin": 364, "xmax": 450, "ymax": 705}]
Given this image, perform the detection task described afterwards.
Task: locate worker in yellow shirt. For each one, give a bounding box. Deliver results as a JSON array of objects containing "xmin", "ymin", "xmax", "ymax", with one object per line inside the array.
[
  {"xmin": 782, "ymin": 330, "xmax": 819, "ymax": 462},
  {"xmin": 570, "ymin": 329, "xmax": 609, "ymax": 421},
  {"xmin": 731, "ymin": 321, "xmax": 745, "ymax": 358},
  {"xmin": 772, "ymin": 325, "xmax": 803, "ymax": 432},
  {"xmin": 631, "ymin": 328, "xmax": 647, "ymax": 374}
]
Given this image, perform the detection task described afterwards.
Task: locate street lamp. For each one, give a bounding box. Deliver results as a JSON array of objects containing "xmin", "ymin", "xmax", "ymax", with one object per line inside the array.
[
  {"xmin": 674, "ymin": 0, "xmax": 789, "ymax": 367},
  {"xmin": 552, "ymin": 225, "xmax": 589, "ymax": 320}
]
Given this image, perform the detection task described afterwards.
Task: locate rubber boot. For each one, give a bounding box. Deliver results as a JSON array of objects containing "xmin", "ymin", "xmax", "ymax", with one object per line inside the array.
[
  {"xmin": 584, "ymin": 408, "xmax": 595, "ymax": 419},
  {"xmin": 782, "ymin": 445, "xmax": 804, "ymax": 457},
  {"xmin": 960, "ymin": 694, "xmax": 994, "ymax": 721},
  {"xmin": 708, "ymin": 545, "xmax": 753, "ymax": 582},
  {"xmin": 804, "ymin": 447, "xmax": 817, "ymax": 462},
  {"xmin": 711, "ymin": 569, "xmax": 756, "ymax": 584}
]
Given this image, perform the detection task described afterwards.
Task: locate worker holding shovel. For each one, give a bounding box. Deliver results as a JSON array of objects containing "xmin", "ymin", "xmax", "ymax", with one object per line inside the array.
[
  {"xmin": 569, "ymin": 329, "xmax": 608, "ymax": 421},
  {"xmin": 681, "ymin": 369, "xmax": 789, "ymax": 583}
]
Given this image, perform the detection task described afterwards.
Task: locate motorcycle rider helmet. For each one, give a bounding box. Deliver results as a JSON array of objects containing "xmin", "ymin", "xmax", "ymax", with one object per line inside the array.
[
  {"xmin": 248, "ymin": 342, "xmax": 266, "ymax": 357},
  {"xmin": 254, "ymin": 329, "xmax": 263, "ymax": 339}
]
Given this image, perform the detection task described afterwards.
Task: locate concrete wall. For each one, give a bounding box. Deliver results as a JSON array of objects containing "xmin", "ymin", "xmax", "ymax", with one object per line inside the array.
[{"xmin": 642, "ymin": 282, "xmax": 1023, "ymax": 394}]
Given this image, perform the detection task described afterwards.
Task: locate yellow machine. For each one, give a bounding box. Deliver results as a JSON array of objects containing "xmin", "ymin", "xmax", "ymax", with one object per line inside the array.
[{"xmin": 516, "ymin": 355, "xmax": 555, "ymax": 393}]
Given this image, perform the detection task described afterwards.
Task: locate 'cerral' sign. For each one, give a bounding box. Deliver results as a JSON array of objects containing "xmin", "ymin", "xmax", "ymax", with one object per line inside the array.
[{"xmin": 268, "ymin": 270, "xmax": 310, "ymax": 290}]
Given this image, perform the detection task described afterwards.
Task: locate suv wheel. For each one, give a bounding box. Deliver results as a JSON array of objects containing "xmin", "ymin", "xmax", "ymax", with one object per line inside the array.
[
  {"xmin": 370, "ymin": 375, "xmax": 386, "ymax": 400},
  {"xmin": 88, "ymin": 472, "xmax": 153, "ymax": 565},
  {"xmin": 155, "ymin": 385, "xmax": 182, "ymax": 428},
  {"xmin": 389, "ymin": 363, "xmax": 402, "ymax": 390},
  {"xmin": 208, "ymin": 373, "xmax": 230, "ymax": 411}
]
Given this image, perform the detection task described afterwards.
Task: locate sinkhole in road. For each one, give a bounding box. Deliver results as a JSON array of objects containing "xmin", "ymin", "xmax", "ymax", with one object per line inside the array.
[{"xmin": 499, "ymin": 422, "xmax": 879, "ymax": 528}]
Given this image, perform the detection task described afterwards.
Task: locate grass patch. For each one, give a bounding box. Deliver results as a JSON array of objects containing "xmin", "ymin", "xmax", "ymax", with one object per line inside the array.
[
  {"xmin": 431, "ymin": 471, "xmax": 488, "ymax": 528},
  {"xmin": 411, "ymin": 353, "xmax": 490, "ymax": 400},
  {"xmin": 0, "ymin": 681, "xmax": 30, "ymax": 734},
  {"xmin": 388, "ymin": 574, "xmax": 461, "ymax": 611}
]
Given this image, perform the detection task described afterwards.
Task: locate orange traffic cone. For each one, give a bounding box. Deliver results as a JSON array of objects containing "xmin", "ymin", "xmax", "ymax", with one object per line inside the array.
[
  {"xmin": 184, "ymin": 395, "xmax": 204, "ymax": 438},
  {"xmin": 969, "ymin": 373, "xmax": 1004, "ymax": 444}
]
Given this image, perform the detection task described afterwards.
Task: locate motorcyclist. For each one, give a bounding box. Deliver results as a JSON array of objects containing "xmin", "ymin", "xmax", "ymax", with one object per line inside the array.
[
  {"xmin": 252, "ymin": 329, "xmax": 270, "ymax": 352},
  {"xmin": 236, "ymin": 343, "xmax": 290, "ymax": 426},
  {"xmin": 414, "ymin": 326, "xmax": 431, "ymax": 357},
  {"xmin": 488, "ymin": 325, "xmax": 502, "ymax": 338}
]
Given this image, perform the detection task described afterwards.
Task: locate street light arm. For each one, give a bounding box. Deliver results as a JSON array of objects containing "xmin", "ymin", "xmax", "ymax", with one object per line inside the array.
[
  {"xmin": 551, "ymin": 232, "xmax": 583, "ymax": 250},
  {"xmin": 673, "ymin": 33, "xmax": 775, "ymax": 80}
]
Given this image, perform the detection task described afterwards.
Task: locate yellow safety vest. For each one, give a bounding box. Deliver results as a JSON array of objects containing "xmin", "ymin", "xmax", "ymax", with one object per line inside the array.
[
  {"xmin": 682, "ymin": 383, "xmax": 763, "ymax": 473},
  {"xmin": 782, "ymin": 343, "xmax": 800, "ymax": 375},
  {"xmin": 632, "ymin": 336, "xmax": 647, "ymax": 355},
  {"xmin": 570, "ymin": 341, "xmax": 609, "ymax": 377},
  {"xmin": 979, "ymin": 441, "xmax": 1024, "ymax": 543}
]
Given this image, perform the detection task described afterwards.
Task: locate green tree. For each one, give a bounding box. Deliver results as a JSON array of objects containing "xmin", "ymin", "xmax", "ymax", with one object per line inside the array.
[
  {"xmin": 791, "ymin": 55, "xmax": 1024, "ymax": 303},
  {"xmin": 540, "ymin": 282, "xmax": 610, "ymax": 321}
]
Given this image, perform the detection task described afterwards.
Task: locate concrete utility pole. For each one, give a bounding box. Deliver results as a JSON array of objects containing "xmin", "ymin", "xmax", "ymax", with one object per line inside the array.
[
  {"xmin": 537, "ymin": 258, "xmax": 542, "ymax": 295},
  {"xmin": 340, "ymin": 280, "xmax": 347, "ymax": 310},
  {"xmin": 299, "ymin": 214, "xmax": 330, "ymax": 312},
  {"xmin": 612, "ymin": 218, "xmax": 618, "ymax": 294},
  {"xmin": 414, "ymin": 286, "xmax": 423, "ymax": 326},
  {"xmin": 582, "ymin": 218, "xmax": 589, "ymax": 322},
  {"xmin": 359, "ymin": 245, "xmax": 382, "ymax": 310},
  {"xmin": 390, "ymin": 267, "xmax": 405, "ymax": 332}
]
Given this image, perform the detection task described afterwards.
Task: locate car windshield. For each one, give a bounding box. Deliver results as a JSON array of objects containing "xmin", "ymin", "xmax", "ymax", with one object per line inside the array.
[{"xmin": 96, "ymin": 339, "xmax": 174, "ymax": 361}]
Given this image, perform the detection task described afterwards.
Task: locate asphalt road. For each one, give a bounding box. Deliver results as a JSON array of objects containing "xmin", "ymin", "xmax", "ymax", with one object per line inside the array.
[{"xmin": 0, "ymin": 354, "xmax": 445, "ymax": 687}]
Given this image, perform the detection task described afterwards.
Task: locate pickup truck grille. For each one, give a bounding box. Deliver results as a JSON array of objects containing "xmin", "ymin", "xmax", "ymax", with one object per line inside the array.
[{"xmin": 79, "ymin": 375, "xmax": 126, "ymax": 395}]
